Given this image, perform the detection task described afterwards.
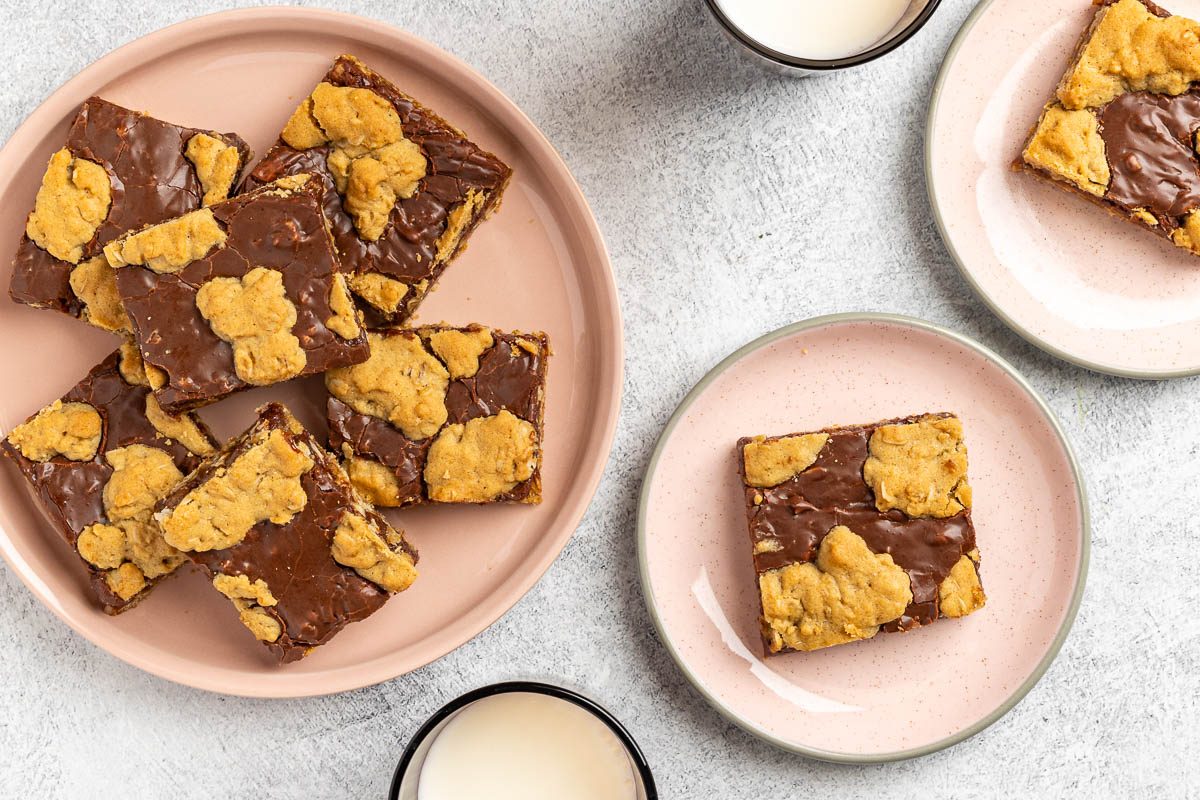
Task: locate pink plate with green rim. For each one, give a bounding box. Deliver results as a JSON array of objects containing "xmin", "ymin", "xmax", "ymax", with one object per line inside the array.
[
  {"xmin": 928, "ymin": 0, "xmax": 1200, "ymax": 378},
  {"xmin": 637, "ymin": 314, "xmax": 1088, "ymax": 762},
  {"xmin": 0, "ymin": 8, "xmax": 621, "ymax": 697}
]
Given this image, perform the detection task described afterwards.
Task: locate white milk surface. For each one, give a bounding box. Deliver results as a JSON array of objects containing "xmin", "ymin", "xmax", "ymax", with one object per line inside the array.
[
  {"xmin": 417, "ymin": 692, "xmax": 637, "ymax": 800},
  {"xmin": 715, "ymin": 0, "xmax": 912, "ymax": 60}
]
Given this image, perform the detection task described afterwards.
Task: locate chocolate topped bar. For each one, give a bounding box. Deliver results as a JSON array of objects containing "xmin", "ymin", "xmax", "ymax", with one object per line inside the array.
[
  {"xmin": 326, "ymin": 324, "xmax": 547, "ymax": 506},
  {"xmin": 105, "ymin": 174, "xmax": 369, "ymax": 412},
  {"xmin": 155, "ymin": 403, "xmax": 418, "ymax": 663},
  {"xmin": 1019, "ymin": 0, "xmax": 1200, "ymax": 253},
  {"xmin": 738, "ymin": 414, "xmax": 986, "ymax": 655},
  {"xmin": 1, "ymin": 345, "xmax": 218, "ymax": 613},
  {"xmin": 10, "ymin": 97, "xmax": 250, "ymax": 330},
  {"xmin": 242, "ymin": 55, "xmax": 512, "ymax": 322}
]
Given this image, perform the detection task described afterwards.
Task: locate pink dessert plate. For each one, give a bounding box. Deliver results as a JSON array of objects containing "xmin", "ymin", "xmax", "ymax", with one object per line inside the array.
[
  {"xmin": 928, "ymin": 0, "xmax": 1200, "ymax": 378},
  {"xmin": 0, "ymin": 9, "xmax": 621, "ymax": 697},
  {"xmin": 638, "ymin": 313, "xmax": 1088, "ymax": 762}
]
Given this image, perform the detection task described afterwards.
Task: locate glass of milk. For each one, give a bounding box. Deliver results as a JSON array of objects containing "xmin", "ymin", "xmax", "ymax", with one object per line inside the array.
[
  {"xmin": 707, "ymin": 0, "xmax": 942, "ymax": 75},
  {"xmin": 389, "ymin": 682, "xmax": 657, "ymax": 800}
]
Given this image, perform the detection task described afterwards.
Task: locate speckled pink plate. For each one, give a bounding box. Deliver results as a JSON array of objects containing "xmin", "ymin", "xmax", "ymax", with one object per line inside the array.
[
  {"xmin": 638, "ymin": 314, "xmax": 1088, "ymax": 761},
  {"xmin": 928, "ymin": 0, "xmax": 1200, "ymax": 378},
  {"xmin": 0, "ymin": 9, "xmax": 621, "ymax": 697}
]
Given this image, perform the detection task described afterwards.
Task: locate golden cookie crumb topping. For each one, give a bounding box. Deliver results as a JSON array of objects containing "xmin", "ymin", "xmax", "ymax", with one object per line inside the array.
[
  {"xmin": 331, "ymin": 512, "xmax": 417, "ymax": 592},
  {"xmin": 69, "ymin": 256, "xmax": 131, "ymax": 333},
  {"xmin": 196, "ymin": 266, "xmax": 307, "ymax": 386},
  {"xmin": 104, "ymin": 562, "xmax": 148, "ymax": 602},
  {"xmin": 425, "ymin": 327, "xmax": 494, "ymax": 380},
  {"xmin": 424, "ymin": 410, "xmax": 537, "ymax": 503},
  {"xmin": 435, "ymin": 189, "xmax": 484, "ymax": 263},
  {"xmin": 25, "ymin": 148, "xmax": 112, "ymax": 264},
  {"xmin": 1172, "ymin": 210, "xmax": 1200, "ymax": 253},
  {"xmin": 325, "ymin": 273, "xmax": 362, "ymax": 340},
  {"xmin": 7, "ymin": 400, "xmax": 102, "ymax": 462},
  {"xmin": 759, "ymin": 525, "xmax": 912, "ymax": 653},
  {"xmin": 1058, "ymin": 0, "xmax": 1200, "ymax": 110},
  {"xmin": 1022, "ymin": 106, "xmax": 1110, "ymax": 197},
  {"xmin": 863, "ymin": 415, "xmax": 971, "ymax": 518},
  {"xmin": 344, "ymin": 456, "xmax": 403, "ymax": 507},
  {"xmin": 347, "ymin": 272, "xmax": 408, "ymax": 315},
  {"xmin": 159, "ymin": 428, "xmax": 314, "ymax": 552},
  {"xmin": 282, "ymin": 83, "xmax": 428, "ymax": 241},
  {"xmin": 212, "ymin": 574, "xmax": 281, "ymax": 642},
  {"xmin": 144, "ymin": 394, "xmax": 215, "ymax": 456},
  {"xmin": 326, "ymin": 332, "xmax": 449, "ymax": 440},
  {"xmin": 118, "ymin": 340, "xmax": 150, "ymax": 387},
  {"xmin": 77, "ymin": 444, "xmax": 188, "ymax": 599},
  {"xmin": 185, "ymin": 133, "xmax": 241, "ymax": 207},
  {"xmin": 742, "ymin": 433, "xmax": 829, "ymax": 489},
  {"xmin": 939, "ymin": 554, "xmax": 987, "ymax": 618},
  {"xmin": 104, "ymin": 208, "xmax": 227, "ymax": 273}
]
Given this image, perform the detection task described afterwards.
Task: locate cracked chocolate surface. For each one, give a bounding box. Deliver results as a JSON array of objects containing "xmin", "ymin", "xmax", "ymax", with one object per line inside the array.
[{"xmin": 10, "ymin": 97, "xmax": 250, "ymax": 321}]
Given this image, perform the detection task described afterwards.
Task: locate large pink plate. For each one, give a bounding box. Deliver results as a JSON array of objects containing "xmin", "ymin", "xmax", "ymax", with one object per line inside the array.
[
  {"xmin": 0, "ymin": 9, "xmax": 621, "ymax": 697},
  {"xmin": 928, "ymin": 0, "xmax": 1200, "ymax": 378},
  {"xmin": 638, "ymin": 314, "xmax": 1088, "ymax": 761}
]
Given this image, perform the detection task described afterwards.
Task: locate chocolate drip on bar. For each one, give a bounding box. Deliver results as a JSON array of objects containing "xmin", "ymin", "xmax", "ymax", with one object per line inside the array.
[{"xmin": 1099, "ymin": 90, "xmax": 1200, "ymax": 225}]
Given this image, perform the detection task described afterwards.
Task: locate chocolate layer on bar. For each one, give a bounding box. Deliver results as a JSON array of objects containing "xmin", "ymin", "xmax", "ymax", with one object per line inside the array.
[
  {"xmin": 11, "ymin": 97, "xmax": 250, "ymax": 328},
  {"xmin": 107, "ymin": 174, "xmax": 369, "ymax": 412},
  {"xmin": 242, "ymin": 55, "xmax": 512, "ymax": 323},
  {"xmin": 326, "ymin": 324, "xmax": 547, "ymax": 507},
  {"xmin": 1018, "ymin": 0, "xmax": 1200, "ymax": 254},
  {"xmin": 0, "ymin": 347, "xmax": 218, "ymax": 613},
  {"xmin": 155, "ymin": 403, "xmax": 417, "ymax": 663},
  {"xmin": 739, "ymin": 414, "xmax": 986, "ymax": 655}
]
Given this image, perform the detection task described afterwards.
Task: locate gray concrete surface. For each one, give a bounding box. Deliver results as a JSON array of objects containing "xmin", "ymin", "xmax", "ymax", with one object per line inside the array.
[{"xmin": 0, "ymin": 0, "xmax": 1196, "ymax": 796}]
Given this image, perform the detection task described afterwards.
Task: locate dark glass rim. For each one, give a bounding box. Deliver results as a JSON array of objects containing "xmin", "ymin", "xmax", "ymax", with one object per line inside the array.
[
  {"xmin": 704, "ymin": 0, "xmax": 944, "ymax": 70},
  {"xmin": 388, "ymin": 681, "xmax": 658, "ymax": 799}
]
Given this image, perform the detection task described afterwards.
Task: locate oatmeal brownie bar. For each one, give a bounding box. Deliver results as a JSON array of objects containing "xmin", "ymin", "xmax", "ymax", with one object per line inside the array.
[
  {"xmin": 0, "ymin": 345, "xmax": 218, "ymax": 613},
  {"xmin": 738, "ymin": 414, "xmax": 986, "ymax": 655},
  {"xmin": 1018, "ymin": 0, "xmax": 1200, "ymax": 254},
  {"xmin": 105, "ymin": 174, "xmax": 369, "ymax": 412},
  {"xmin": 242, "ymin": 55, "xmax": 512, "ymax": 322},
  {"xmin": 10, "ymin": 97, "xmax": 250, "ymax": 330},
  {"xmin": 155, "ymin": 403, "xmax": 417, "ymax": 663},
  {"xmin": 326, "ymin": 324, "xmax": 547, "ymax": 506}
]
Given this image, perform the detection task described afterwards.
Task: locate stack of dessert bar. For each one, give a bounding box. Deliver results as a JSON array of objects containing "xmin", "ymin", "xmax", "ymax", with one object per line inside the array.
[{"xmin": 1, "ymin": 56, "xmax": 549, "ymax": 663}]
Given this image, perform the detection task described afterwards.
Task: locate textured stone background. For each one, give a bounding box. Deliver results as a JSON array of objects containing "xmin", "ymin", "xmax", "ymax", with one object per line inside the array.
[{"xmin": 1, "ymin": 0, "xmax": 1197, "ymax": 796}]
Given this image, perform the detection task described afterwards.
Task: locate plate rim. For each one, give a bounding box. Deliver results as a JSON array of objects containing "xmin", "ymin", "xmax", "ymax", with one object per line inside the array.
[
  {"xmin": 635, "ymin": 312, "xmax": 1090, "ymax": 763},
  {"xmin": 924, "ymin": 0, "xmax": 1199, "ymax": 380},
  {"xmin": 0, "ymin": 6, "xmax": 624, "ymax": 697}
]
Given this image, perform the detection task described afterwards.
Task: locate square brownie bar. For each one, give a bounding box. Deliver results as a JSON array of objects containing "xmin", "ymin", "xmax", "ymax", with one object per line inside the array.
[
  {"xmin": 10, "ymin": 97, "xmax": 250, "ymax": 331},
  {"xmin": 738, "ymin": 414, "xmax": 986, "ymax": 655},
  {"xmin": 326, "ymin": 324, "xmax": 548, "ymax": 506},
  {"xmin": 104, "ymin": 174, "xmax": 369, "ymax": 412},
  {"xmin": 1018, "ymin": 0, "xmax": 1200, "ymax": 254},
  {"xmin": 1, "ymin": 344, "xmax": 218, "ymax": 613},
  {"xmin": 155, "ymin": 403, "xmax": 418, "ymax": 663},
  {"xmin": 242, "ymin": 55, "xmax": 512, "ymax": 322}
]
